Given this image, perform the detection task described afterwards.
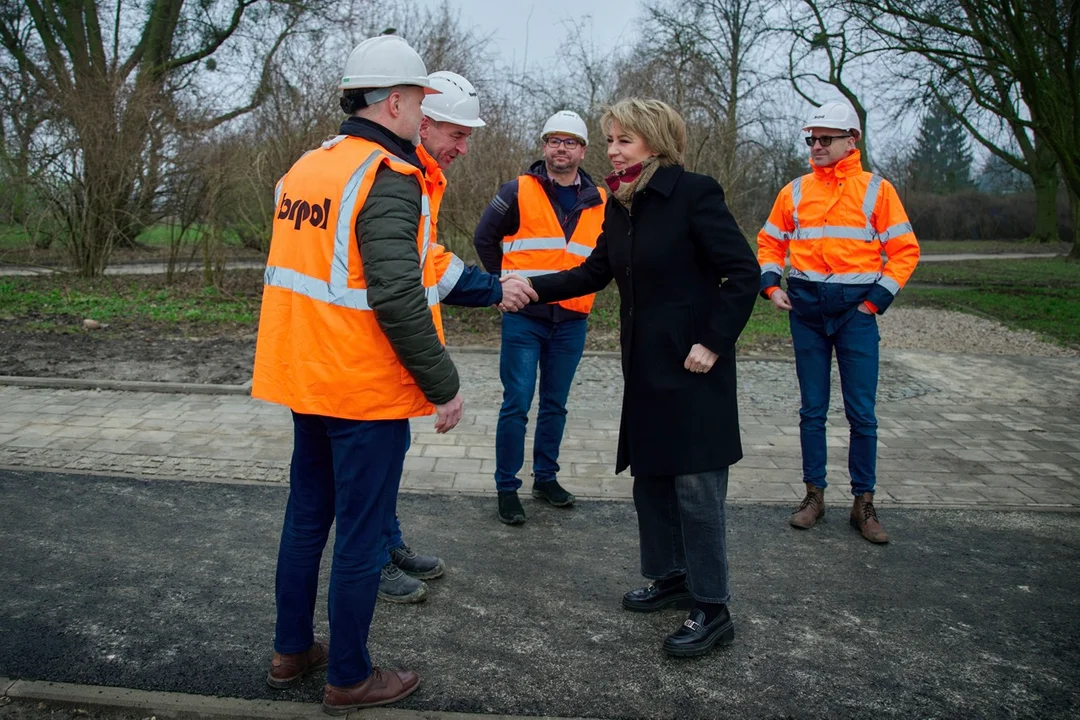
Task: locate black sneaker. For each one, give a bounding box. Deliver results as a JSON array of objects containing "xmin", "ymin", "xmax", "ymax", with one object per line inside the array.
[
  {"xmin": 531, "ymin": 479, "xmax": 575, "ymax": 507},
  {"xmin": 498, "ymin": 491, "xmax": 526, "ymax": 525},
  {"xmin": 390, "ymin": 544, "xmax": 445, "ymax": 580},
  {"xmin": 376, "ymin": 563, "xmax": 427, "ymax": 604}
]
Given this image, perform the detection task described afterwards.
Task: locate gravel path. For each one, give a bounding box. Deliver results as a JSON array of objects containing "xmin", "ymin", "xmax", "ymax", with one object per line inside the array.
[{"xmin": 879, "ymin": 307, "xmax": 1076, "ymax": 357}]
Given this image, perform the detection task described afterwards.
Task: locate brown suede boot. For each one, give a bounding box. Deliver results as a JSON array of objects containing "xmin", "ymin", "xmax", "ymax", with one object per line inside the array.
[
  {"xmin": 266, "ymin": 640, "xmax": 329, "ymax": 689},
  {"xmin": 323, "ymin": 667, "xmax": 421, "ymax": 715},
  {"xmin": 850, "ymin": 492, "xmax": 888, "ymax": 544},
  {"xmin": 790, "ymin": 483, "xmax": 825, "ymax": 529}
]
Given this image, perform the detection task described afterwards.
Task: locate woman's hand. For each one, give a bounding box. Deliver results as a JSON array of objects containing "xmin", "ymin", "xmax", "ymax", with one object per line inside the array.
[{"xmin": 684, "ymin": 343, "xmax": 718, "ymax": 374}]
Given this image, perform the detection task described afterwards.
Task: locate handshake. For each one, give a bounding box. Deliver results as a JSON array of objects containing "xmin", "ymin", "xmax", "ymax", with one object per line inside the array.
[{"xmin": 497, "ymin": 274, "xmax": 539, "ymax": 312}]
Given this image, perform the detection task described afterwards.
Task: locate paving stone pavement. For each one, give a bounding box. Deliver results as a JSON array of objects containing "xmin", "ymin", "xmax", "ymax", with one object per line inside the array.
[{"xmin": 1, "ymin": 348, "xmax": 1078, "ymax": 509}]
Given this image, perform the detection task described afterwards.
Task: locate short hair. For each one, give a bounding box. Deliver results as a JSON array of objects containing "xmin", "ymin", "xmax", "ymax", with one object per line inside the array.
[{"xmin": 600, "ymin": 98, "xmax": 687, "ymax": 166}]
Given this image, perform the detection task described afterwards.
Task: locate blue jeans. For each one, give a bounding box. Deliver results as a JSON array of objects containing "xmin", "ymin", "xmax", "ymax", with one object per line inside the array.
[
  {"xmin": 274, "ymin": 412, "xmax": 408, "ymax": 687},
  {"xmin": 789, "ymin": 309, "xmax": 880, "ymax": 495},
  {"xmin": 385, "ymin": 425, "xmax": 410, "ymax": 553},
  {"xmin": 634, "ymin": 469, "xmax": 731, "ymax": 604},
  {"xmin": 494, "ymin": 312, "xmax": 587, "ymax": 492}
]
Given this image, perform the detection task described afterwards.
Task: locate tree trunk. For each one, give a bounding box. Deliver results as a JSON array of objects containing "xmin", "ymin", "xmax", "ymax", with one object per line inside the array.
[
  {"xmin": 1069, "ymin": 189, "xmax": 1080, "ymax": 261},
  {"xmin": 1031, "ymin": 169, "xmax": 1061, "ymax": 243}
]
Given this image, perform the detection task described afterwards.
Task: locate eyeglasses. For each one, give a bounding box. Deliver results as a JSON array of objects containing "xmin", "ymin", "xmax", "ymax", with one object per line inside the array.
[
  {"xmin": 805, "ymin": 134, "xmax": 851, "ymax": 148},
  {"xmin": 545, "ymin": 136, "xmax": 581, "ymax": 149}
]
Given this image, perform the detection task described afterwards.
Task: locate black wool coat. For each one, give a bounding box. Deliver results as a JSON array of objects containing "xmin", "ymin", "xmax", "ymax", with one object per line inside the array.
[{"xmin": 530, "ymin": 164, "xmax": 760, "ymax": 477}]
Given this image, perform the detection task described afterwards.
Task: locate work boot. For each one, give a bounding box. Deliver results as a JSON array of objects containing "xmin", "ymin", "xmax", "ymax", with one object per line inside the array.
[
  {"xmin": 531, "ymin": 479, "xmax": 576, "ymax": 507},
  {"xmin": 322, "ymin": 667, "xmax": 420, "ymax": 715},
  {"xmin": 390, "ymin": 544, "xmax": 445, "ymax": 580},
  {"xmin": 377, "ymin": 562, "xmax": 427, "ymax": 603},
  {"xmin": 790, "ymin": 483, "xmax": 825, "ymax": 529},
  {"xmin": 850, "ymin": 492, "xmax": 889, "ymax": 544},
  {"xmin": 498, "ymin": 490, "xmax": 526, "ymax": 525},
  {"xmin": 266, "ymin": 640, "xmax": 329, "ymax": 689}
]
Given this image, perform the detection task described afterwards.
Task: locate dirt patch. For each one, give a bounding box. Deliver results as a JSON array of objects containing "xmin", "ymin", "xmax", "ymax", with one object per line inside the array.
[{"xmin": 1, "ymin": 319, "xmax": 257, "ymax": 384}]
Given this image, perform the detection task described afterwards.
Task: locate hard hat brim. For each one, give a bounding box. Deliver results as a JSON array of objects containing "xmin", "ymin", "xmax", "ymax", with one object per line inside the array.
[
  {"xmin": 340, "ymin": 76, "xmax": 440, "ymax": 92},
  {"xmin": 423, "ymin": 109, "xmax": 486, "ymax": 127},
  {"xmin": 541, "ymin": 132, "xmax": 587, "ymax": 145}
]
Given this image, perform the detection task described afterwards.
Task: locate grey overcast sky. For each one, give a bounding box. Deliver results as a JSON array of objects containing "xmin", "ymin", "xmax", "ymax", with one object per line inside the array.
[{"xmin": 414, "ymin": 0, "xmax": 641, "ymax": 71}]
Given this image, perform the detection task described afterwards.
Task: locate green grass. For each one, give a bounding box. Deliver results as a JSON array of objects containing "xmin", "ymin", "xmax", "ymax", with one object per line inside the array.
[
  {"xmin": 0, "ymin": 222, "xmax": 248, "ymax": 251},
  {"xmin": 918, "ymin": 239, "xmax": 1070, "ymax": 255},
  {"xmin": 910, "ymin": 258, "xmax": 1080, "ymax": 286},
  {"xmin": 903, "ymin": 257, "xmax": 1080, "ymax": 347},
  {"xmin": 0, "ymin": 273, "xmax": 260, "ymax": 328}
]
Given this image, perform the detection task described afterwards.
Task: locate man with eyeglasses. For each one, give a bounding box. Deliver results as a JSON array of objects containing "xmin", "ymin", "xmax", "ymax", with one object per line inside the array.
[
  {"xmin": 474, "ymin": 110, "xmax": 607, "ymax": 525},
  {"xmin": 757, "ymin": 101, "xmax": 920, "ymax": 544}
]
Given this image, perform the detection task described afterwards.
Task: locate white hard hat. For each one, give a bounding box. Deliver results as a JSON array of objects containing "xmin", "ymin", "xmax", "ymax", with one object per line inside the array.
[
  {"xmin": 541, "ymin": 110, "xmax": 588, "ymax": 145},
  {"xmin": 340, "ymin": 35, "xmax": 438, "ymax": 97},
  {"xmin": 803, "ymin": 101, "xmax": 861, "ymax": 138},
  {"xmin": 422, "ymin": 71, "xmax": 486, "ymax": 127}
]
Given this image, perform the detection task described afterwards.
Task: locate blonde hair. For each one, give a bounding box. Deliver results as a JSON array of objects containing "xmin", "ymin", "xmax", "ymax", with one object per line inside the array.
[{"xmin": 600, "ymin": 98, "xmax": 687, "ymax": 166}]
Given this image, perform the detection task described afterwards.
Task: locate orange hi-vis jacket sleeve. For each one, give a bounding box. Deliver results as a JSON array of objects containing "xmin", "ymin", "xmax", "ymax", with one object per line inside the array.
[{"xmin": 756, "ymin": 151, "xmax": 920, "ymax": 313}]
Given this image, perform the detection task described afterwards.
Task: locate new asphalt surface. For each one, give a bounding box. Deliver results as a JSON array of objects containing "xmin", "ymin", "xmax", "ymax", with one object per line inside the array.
[{"xmin": 1, "ymin": 468, "xmax": 1078, "ymax": 719}]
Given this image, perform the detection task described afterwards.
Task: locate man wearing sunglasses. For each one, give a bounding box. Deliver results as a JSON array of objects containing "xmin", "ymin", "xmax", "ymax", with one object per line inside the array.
[
  {"xmin": 474, "ymin": 110, "xmax": 607, "ymax": 525},
  {"xmin": 757, "ymin": 101, "xmax": 920, "ymax": 544}
]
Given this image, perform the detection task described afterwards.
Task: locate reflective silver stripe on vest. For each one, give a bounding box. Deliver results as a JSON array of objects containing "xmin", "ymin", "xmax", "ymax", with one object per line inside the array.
[
  {"xmin": 862, "ymin": 174, "xmax": 883, "ymax": 239},
  {"xmin": 760, "ymin": 262, "xmax": 784, "ymax": 276},
  {"xmin": 420, "ymin": 195, "xmax": 431, "ymax": 266},
  {"xmin": 274, "ymin": 179, "xmax": 284, "ymax": 208},
  {"xmin": 331, "ymin": 150, "xmax": 385, "ymax": 288},
  {"xmin": 438, "ymin": 254, "xmax": 465, "ymax": 300},
  {"xmin": 762, "ymin": 220, "xmax": 785, "ymax": 240},
  {"xmin": 791, "ymin": 225, "xmax": 876, "ymax": 242},
  {"xmin": 879, "ymin": 221, "xmax": 913, "ymax": 244},
  {"xmin": 272, "ymin": 148, "xmax": 437, "ymax": 313},
  {"xmin": 265, "ymin": 266, "xmax": 440, "ymax": 310},
  {"xmin": 877, "ymin": 275, "xmax": 901, "ymax": 295},
  {"xmin": 789, "ymin": 268, "xmax": 882, "ymax": 284},
  {"xmin": 790, "ymin": 177, "xmax": 803, "ymax": 235},
  {"xmin": 500, "ymin": 268, "xmax": 557, "ymax": 278},
  {"xmin": 566, "ymin": 241, "xmax": 593, "ymax": 258},
  {"xmin": 502, "ymin": 236, "xmax": 566, "ymax": 254}
]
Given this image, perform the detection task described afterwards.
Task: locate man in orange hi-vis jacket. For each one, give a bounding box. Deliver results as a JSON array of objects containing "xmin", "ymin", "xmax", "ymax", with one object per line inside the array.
[{"xmin": 758, "ymin": 101, "xmax": 920, "ymax": 545}]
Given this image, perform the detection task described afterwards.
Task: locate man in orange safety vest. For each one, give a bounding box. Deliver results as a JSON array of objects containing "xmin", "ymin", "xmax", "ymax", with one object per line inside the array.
[{"xmin": 758, "ymin": 101, "xmax": 920, "ymax": 545}]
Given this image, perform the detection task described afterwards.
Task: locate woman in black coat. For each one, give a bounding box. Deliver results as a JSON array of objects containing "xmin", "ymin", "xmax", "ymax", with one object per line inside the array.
[{"xmin": 526, "ymin": 98, "xmax": 759, "ymax": 657}]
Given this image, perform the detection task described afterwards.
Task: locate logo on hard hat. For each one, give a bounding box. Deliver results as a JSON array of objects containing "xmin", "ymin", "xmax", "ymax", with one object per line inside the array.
[{"xmin": 277, "ymin": 194, "xmax": 332, "ymax": 231}]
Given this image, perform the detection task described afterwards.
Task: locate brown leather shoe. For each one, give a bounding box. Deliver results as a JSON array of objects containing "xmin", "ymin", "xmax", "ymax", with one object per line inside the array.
[
  {"xmin": 266, "ymin": 640, "xmax": 329, "ymax": 689},
  {"xmin": 850, "ymin": 492, "xmax": 889, "ymax": 544},
  {"xmin": 322, "ymin": 667, "xmax": 420, "ymax": 715},
  {"xmin": 790, "ymin": 483, "xmax": 825, "ymax": 529}
]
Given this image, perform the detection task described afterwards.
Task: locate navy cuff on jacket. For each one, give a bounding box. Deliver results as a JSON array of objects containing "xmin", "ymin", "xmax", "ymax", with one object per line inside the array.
[
  {"xmin": 759, "ymin": 270, "xmax": 782, "ymax": 299},
  {"xmin": 442, "ymin": 265, "xmax": 502, "ymax": 307},
  {"xmin": 867, "ymin": 284, "xmax": 897, "ymax": 314}
]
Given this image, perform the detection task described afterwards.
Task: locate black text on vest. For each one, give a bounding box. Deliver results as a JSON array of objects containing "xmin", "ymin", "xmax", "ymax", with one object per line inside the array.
[{"xmin": 278, "ymin": 195, "xmax": 331, "ymax": 230}]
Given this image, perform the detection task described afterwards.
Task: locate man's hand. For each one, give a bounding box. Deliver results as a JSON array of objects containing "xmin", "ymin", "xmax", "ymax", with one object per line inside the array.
[
  {"xmin": 684, "ymin": 343, "xmax": 719, "ymax": 374},
  {"xmin": 770, "ymin": 288, "xmax": 792, "ymax": 311},
  {"xmin": 497, "ymin": 274, "xmax": 538, "ymax": 312},
  {"xmin": 857, "ymin": 302, "xmax": 874, "ymax": 314},
  {"xmin": 433, "ymin": 392, "xmax": 464, "ymax": 433}
]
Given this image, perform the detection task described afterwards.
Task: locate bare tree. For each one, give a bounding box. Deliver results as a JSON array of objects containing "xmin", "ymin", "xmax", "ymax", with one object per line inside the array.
[
  {"xmin": 784, "ymin": 0, "xmax": 874, "ymax": 168},
  {"xmin": 0, "ymin": 0, "xmax": 326, "ymax": 276},
  {"xmin": 846, "ymin": 0, "xmax": 1080, "ymax": 256}
]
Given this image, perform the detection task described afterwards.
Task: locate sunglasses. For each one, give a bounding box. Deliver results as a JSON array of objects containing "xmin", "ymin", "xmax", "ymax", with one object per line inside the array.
[
  {"xmin": 545, "ymin": 136, "xmax": 581, "ymax": 149},
  {"xmin": 805, "ymin": 134, "xmax": 852, "ymax": 148}
]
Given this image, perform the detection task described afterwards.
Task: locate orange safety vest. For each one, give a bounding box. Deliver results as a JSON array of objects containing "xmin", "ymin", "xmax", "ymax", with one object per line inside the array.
[
  {"xmin": 500, "ymin": 175, "xmax": 607, "ymax": 315},
  {"xmin": 757, "ymin": 150, "xmax": 919, "ymax": 300},
  {"xmin": 417, "ymin": 145, "xmax": 466, "ymax": 299},
  {"xmin": 252, "ymin": 134, "xmax": 444, "ymax": 421}
]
